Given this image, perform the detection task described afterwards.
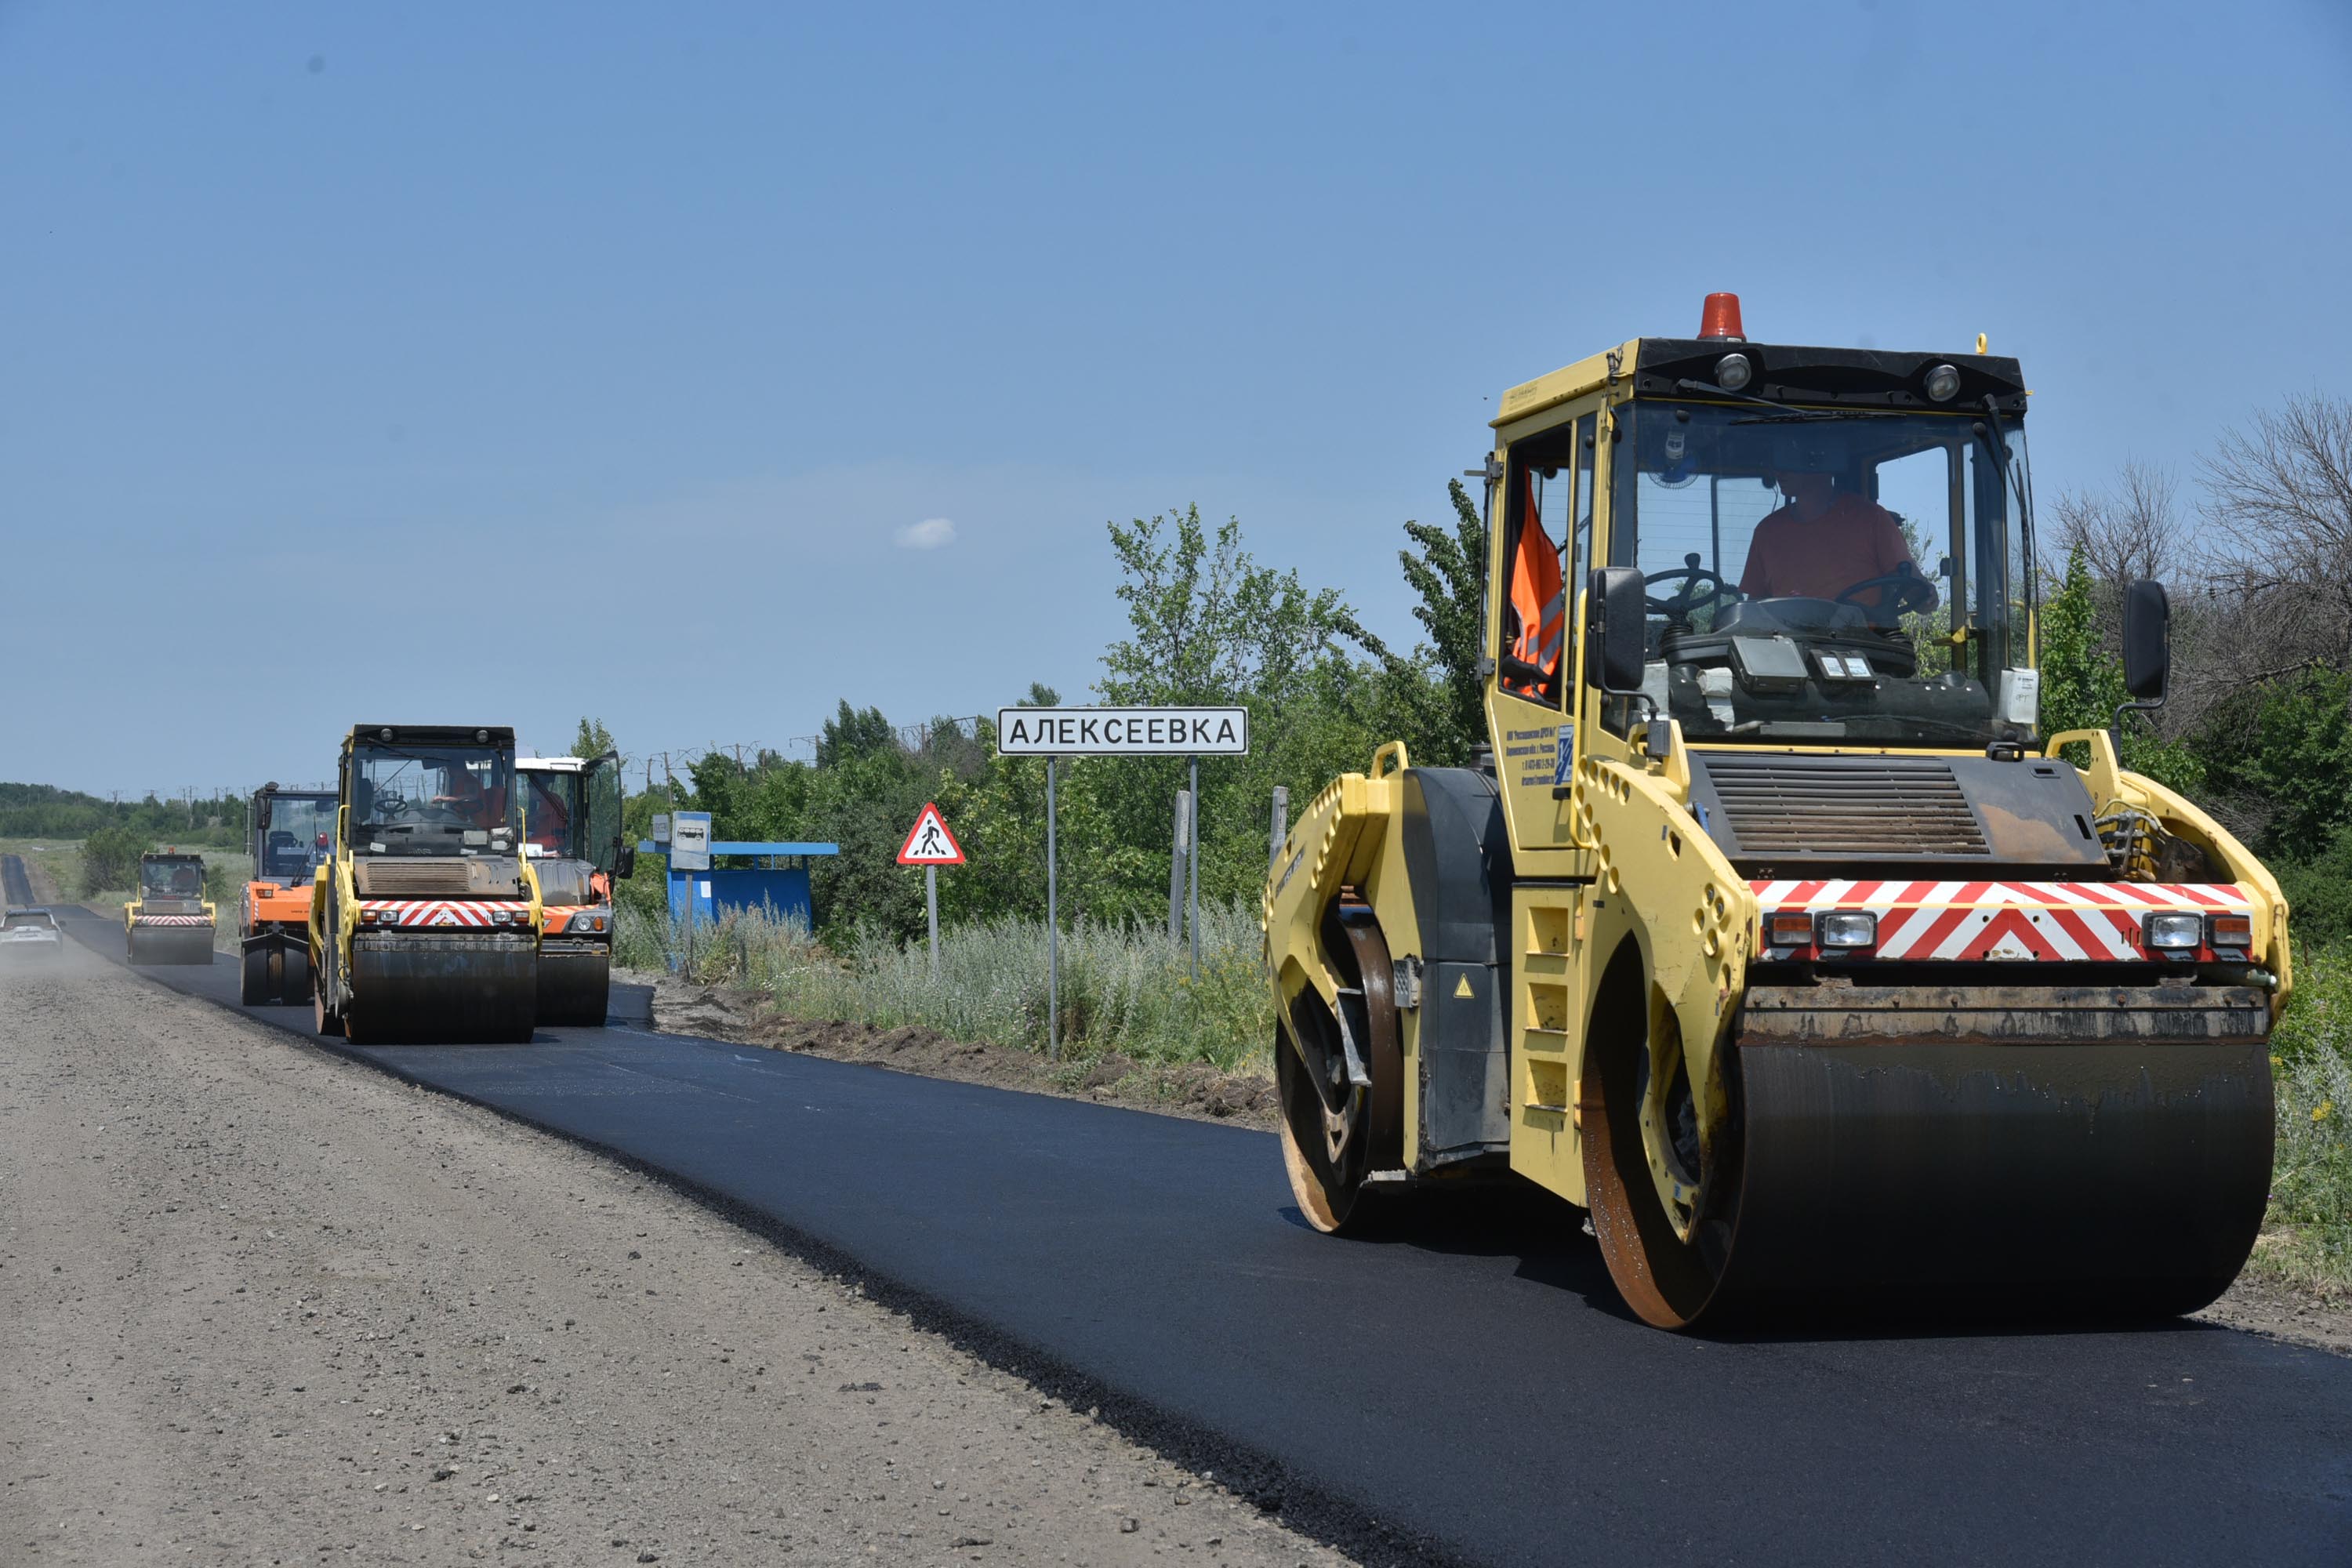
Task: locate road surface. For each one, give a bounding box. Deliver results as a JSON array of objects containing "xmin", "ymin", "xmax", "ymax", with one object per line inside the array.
[{"xmin": 42, "ymin": 887, "xmax": 2352, "ymax": 1566}]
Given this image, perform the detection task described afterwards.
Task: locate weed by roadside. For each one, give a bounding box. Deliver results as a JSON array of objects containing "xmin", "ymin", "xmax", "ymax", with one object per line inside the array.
[
  {"xmin": 2257, "ymin": 943, "xmax": 2352, "ymax": 1295},
  {"xmin": 615, "ymin": 898, "xmax": 1272, "ymax": 1073}
]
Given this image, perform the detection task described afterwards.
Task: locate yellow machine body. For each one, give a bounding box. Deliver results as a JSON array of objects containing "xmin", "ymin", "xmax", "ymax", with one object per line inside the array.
[
  {"xmin": 308, "ymin": 724, "xmax": 544, "ymax": 1044},
  {"xmin": 1265, "ymin": 313, "xmax": 2287, "ymax": 1327},
  {"xmin": 125, "ymin": 851, "xmax": 216, "ymax": 966}
]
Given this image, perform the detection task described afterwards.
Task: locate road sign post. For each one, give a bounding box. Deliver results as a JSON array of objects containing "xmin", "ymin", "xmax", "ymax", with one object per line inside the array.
[
  {"xmin": 994, "ymin": 707, "xmax": 1250, "ymax": 1054},
  {"xmin": 670, "ymin": 811, "xmax": 713, "ymax": 975},
  {"xmin": 1188, "ymin": 754, "xmax": 1200, "ymax": 981},
  {"xmin": 895, "ymin": 803, "xmax": 965, "ymax": 979},
  {"xmin": 1046, "ymin": 757, "xmax": 1058, "ymax": 1058},
  {"xmin": 1167, "ymin": 788, "xmax": 1189, "ymax": 944}
]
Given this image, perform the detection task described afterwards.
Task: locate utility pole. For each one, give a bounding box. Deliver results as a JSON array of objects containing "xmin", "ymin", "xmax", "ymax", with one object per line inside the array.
[{"xmin": 1269, "ymin": 785, "xmax": 1289, "ymax": 868}]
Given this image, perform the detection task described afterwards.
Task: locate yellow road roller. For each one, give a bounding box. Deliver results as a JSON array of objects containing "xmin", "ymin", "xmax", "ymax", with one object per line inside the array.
[
  {"xmin": 518, "ymin": 752, "xmax": 634, "ymax": 1025},
  {"xmin": 1265, "ymin": 294, "xmax": 2289, "ymax": 1327},
  {"xmin": 310, "ymin": 724, "xmax": 542, "ymax": 1044},
  {"xmin": 125, "ymin": 850, "xmax": 216, "ymax": 965}
]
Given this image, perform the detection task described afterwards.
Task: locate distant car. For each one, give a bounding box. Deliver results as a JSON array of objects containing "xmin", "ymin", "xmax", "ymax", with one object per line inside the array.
[{"xmin": 0, "ymin": 906, "xmax": 64, "ymax": 960}]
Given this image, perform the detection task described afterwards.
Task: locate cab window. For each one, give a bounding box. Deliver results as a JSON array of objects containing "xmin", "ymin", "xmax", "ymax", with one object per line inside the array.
[{"xmin": 1498, "ymin": 413, "xmax": 1595, "ymax": 709}]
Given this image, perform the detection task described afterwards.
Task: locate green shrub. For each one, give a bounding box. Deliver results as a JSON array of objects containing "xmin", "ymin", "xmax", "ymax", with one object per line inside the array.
[
  {"xmin": 2275, "ymin": 830, "xmax": 2352, "ymax": 950},
  {"xmin": 81, "ymin": 824, "xmax": 147, "ymax": 895},
  {"xmin": 2275, "ymin": 942, "xmax": 2352, "ymax": 1065}
]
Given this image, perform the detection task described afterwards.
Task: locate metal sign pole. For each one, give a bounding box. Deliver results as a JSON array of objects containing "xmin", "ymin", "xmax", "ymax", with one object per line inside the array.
[
  {"xmin": 926, "ymin": 864, "xmax": 939, "ymax": 976},
  {"xmin": 1187, "ymin": 753, "xmax": 1200, "ymax": 982},
  {"xmin": 1167, "ymin": 787, "xmax": 1189, "ymax": 944},
  {"xmin": 1046, "ymin": 755, "xmax": 1059, "ymax": 1060}
]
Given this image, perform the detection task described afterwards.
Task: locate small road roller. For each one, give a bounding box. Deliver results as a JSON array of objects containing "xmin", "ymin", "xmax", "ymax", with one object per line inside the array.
[
  {"xmin": 125, "ymin": 851, "xmax": 216, "ymax": 965},
  {"xmin": 1265, "ymin": 294, "xmax": 2289, "ymax": 1327},
  {"xmin": 518, "ymin": 752, "xmax": 634, "ymax": 1025},
  {"xmin": 238, "ymin": 783, "xmax": 336, "ymax": 1004},
  {"xmin": 310, "ymin": 724, "xmax": 542, "ymax": 1044}
]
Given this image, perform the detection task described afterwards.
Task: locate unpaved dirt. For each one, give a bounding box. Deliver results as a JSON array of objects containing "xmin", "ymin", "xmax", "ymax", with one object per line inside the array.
[
  {"xmin": 2195, "ymin": 1269, "xmax": 2352, "ymax": 1355},
  {"xmin": 0, "ymin": 943, "xmax": 1356, "ymax": 1566},
  {"xmin": 638, "ymin": 974, "xmax": 1277, "ymax": 1131},
  {"xmin": 638, "ymin": 969, "xmax": 2352, "ymax": 1359}
]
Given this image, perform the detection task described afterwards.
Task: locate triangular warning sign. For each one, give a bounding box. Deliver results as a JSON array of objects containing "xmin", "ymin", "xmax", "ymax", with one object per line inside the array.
[
  {"xmin": 895, "ymin": 802, "xmax": 966, "ymax": 866},
  {"xmin": 1453, "ymin": 974, "xmax": 1475, "ymax": 999}
]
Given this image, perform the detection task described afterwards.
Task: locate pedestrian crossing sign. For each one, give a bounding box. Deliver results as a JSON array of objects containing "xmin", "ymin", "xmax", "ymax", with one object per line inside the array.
[{"xmin": 895, "ymin": 803, "xmax": 966, "ymax": 866}]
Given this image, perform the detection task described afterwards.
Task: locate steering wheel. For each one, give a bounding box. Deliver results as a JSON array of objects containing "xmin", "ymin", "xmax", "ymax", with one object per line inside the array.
[
  {"xmin": 1833, "ymin": 561, "xmax": 1940, "ymax": 623},
  {"xmin": 1645, "ymin": 552, "xmax": 1740, "ymax": 620}
]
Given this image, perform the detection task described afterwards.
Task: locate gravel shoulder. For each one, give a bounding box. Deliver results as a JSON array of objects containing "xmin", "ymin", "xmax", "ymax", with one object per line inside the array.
[{"xmin": 0, "ymin": 944, "xmax": 1356, "ymax": 1566}]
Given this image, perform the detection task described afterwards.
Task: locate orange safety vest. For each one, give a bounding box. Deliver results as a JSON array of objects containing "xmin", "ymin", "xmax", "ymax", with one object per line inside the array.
[{"xmin": 1505, "ymin": 475, "xmax": 1565, "ymax": 697}]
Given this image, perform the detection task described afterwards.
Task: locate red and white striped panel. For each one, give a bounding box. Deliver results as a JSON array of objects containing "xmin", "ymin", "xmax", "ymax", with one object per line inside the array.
[
  {"xmin": 1749, "ymin": 879, "xmax": 2253, "ymax": 963},
  {"xmin": 133, "ymin": 913, "xmax": 213, "ymax": 927},
  {"xmin": 360, "ymin": 899, "xmax": 527, "ymax": 929}
]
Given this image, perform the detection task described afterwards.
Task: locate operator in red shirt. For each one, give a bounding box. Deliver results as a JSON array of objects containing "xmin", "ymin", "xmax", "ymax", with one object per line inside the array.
[{"xmin": 1740, "ymin": 439, "xmax": 1918, "ymax": 609}]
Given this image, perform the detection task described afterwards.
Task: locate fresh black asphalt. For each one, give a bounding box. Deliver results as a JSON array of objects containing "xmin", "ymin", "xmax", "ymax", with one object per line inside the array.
[{"xmin": 30, "ymin": 878, "xmax": 2352, "ymax": 1567}]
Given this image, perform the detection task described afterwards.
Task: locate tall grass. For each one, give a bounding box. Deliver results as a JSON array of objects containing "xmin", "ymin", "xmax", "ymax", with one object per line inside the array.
[
  {"xmin": 615, "ymin": 898, "xmax": 1273, "ymax": 1074},
  {"xmin": 2260, "ymin": 943, "xmax": 2352, "ymax": 1294},
  {"xmin": 2265, "ymin": 1036, "xmax": 2351, "ymax": 1294}
]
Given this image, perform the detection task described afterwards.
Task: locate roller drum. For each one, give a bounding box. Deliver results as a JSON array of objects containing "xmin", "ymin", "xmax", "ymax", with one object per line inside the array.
[
  {"xmin": 1719, "ymin": 1037, "xmax": 2274, "ymax": 1318},
  {"xmin": 129, "ymin": 923, "xmax": 216, "ymax": 967},
  {"xmin": 343, "ymin": 931, "xmax": 537, "ymax": 1044},
  {"xmin": 536, "ymin": 938, "xmax": 612, "ymax": 1027},
  {"xmin": 240, "ymin": 932, "xmax": 314, "ymax": 1004}
]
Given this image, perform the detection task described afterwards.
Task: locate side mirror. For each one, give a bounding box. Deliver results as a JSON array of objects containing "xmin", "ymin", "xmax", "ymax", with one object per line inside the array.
[
  {"xmin": 615, "ymin": 843, "xmax": 638, "ymax": 880},
  {"xmin": 2121, "ymin": 579, "xmax": 2171, "ymax": 702},
  {"xmin": 1584, "ymin": 566, "xmax": 1648, "ymax": 695}
]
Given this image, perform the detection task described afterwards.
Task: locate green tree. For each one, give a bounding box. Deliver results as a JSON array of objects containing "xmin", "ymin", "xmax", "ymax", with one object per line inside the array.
[
  {"xmin": 1395, "ymin": 478, "xmax": 1489, "ymax": 763},
  {"xmin": 571, "ymin": 717, "xmax": 618, "ymax": 759},
  {"xmin": 816, "ymin": 702, "xmax": 898, "ymax": 769},
  {"xmin": 2040, "ymin": 543, "xmax": 2203, "ymax": 791}
]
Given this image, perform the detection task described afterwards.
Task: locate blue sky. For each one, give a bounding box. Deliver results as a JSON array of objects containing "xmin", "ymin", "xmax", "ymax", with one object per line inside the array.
[{"xmin": 4, "ymin": 0, "xmax": 2348, "ymax": 794}]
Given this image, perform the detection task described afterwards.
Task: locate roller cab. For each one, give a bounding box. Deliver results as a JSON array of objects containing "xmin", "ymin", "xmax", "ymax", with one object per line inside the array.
[
  {"xmin": 125, "ymin": 851, "xmax": 216, "ymax": 966},
  {"xmin": 310, "ymin": 725, "xmax": 542, "ymax": 1044},
  {"xmin": 1265, "ymin": 295, "xmax": 2289, "ymax": 1327},
  {"xmin": 240, "ymin": 786, "xmax": 335, "ymax": 1004},
  {"xmin": 519, "ymin": 752, "xmax": 633, "ymax": 1026}
]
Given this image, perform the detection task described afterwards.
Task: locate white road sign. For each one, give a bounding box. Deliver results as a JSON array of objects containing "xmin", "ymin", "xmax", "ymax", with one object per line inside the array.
[
  {"xmin": 995, "ymin": 706, "xmax": 1249, "ymax": 757},
  {"xmin": 669, "ymin": 811, "xmax": 713, "ymax": 872}
]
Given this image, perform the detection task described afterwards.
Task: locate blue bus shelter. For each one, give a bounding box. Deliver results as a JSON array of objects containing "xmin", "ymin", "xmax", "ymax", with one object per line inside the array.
[{"xmin": 637, "ymin": 839, "xmax": 840, "ymax": 931}]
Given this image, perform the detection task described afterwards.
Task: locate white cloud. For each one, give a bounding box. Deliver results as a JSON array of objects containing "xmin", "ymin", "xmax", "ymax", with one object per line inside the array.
[{"xmin": 895, "ymin": 516, "xmax": 957, "ymax": 550}]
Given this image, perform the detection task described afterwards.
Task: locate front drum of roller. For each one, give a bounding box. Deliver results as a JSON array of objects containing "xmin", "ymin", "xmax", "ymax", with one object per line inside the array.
[
  {"xmin": 344, "ymin": 932, "xmax": 538, "ymax": 1044},
  {"xmin": 1586, "ymin": 1030, "xmax": 2275, "ymax": 1328}
]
